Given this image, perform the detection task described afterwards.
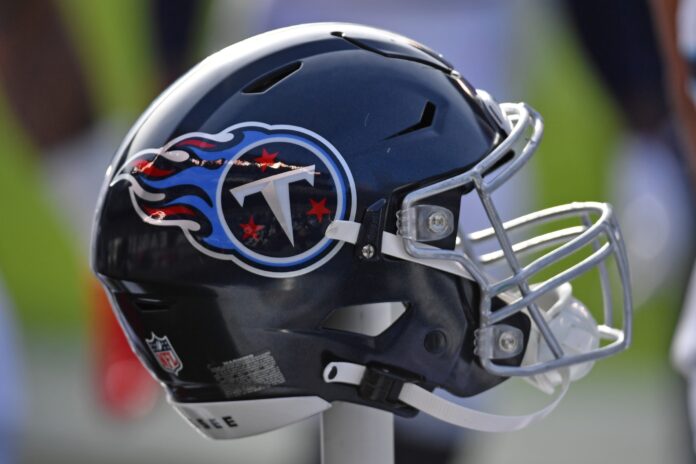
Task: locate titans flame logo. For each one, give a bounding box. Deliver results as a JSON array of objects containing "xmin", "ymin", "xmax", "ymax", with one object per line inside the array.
[{"xmin": 111, "ymin": 122, "xmax": 356, "ymax": 277}]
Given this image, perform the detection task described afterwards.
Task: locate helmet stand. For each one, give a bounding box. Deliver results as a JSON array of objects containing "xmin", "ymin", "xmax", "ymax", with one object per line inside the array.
[
  {"xmin": 320, "ymin": 402, "xmax": 393, "ymax": 464},
  {"xmin": 319, "ymin": 303, "xmax": 397, "ymax": 464}
]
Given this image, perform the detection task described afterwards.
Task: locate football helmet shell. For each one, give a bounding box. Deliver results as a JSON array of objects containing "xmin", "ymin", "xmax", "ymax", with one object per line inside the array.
[{"xmin": 92, "ymin": 23, "xmax": 631, "ymax": 438}]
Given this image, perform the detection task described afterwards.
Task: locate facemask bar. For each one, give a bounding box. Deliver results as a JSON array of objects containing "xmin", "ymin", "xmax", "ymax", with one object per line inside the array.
[{"xmin": 397, "ymin": 99, "xmax": 632, "ymax": 378}]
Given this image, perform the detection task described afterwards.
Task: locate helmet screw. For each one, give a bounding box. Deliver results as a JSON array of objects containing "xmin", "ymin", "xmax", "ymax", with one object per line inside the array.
[
  {"xmin": 427, "ymin": 211, "xmax": 449, "ymax": 234},
  {"xmin": 361, "ymin": 244, "xmax": 375, "ymax": 259},
  {"xmin": 498, "ymin": 331, "xmax": 519, "ymax": 353}
]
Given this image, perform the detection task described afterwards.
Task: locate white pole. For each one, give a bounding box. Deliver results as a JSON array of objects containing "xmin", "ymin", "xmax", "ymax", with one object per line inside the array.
[
  {"xmin": 319, "ymin": 303, "xmax": 397, "ymax": 464},
  {"xmin": 320, "ymin": 402, "xmax": 393, "ymax": 464}
]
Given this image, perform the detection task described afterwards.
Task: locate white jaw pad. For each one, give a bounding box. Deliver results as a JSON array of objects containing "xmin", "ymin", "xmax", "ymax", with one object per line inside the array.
[{"xmin": 171, "ymin": 396, "xmax": 330, "ymax": 439}]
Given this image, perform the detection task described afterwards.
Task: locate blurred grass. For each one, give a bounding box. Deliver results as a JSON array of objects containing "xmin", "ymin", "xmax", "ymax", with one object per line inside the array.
[
  {"xmin": 528, "ymin": 13, "xmax": 680, "ymax": 367},
  {"xmin": 0, "ymin": 97, "xmax": 86, "ymax": 331},
  {"xmin": 56, "ymin": 0, "xmax": 157, "ymax": 117},
  {"xmin": 0, "ymin": 1, "xmax": 158, "ymax": 333}
]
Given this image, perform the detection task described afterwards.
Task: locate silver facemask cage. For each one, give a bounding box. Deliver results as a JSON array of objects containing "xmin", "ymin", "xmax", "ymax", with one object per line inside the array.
[{"xmin": 396, "ymin": 95, "xmax": 632, "ymax": 377}]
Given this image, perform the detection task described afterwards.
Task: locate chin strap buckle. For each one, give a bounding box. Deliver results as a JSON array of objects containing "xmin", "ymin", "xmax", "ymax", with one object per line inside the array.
[
  {"xmin": 323, "ymin": 362, "xmax": 415, "ymax": 411},
  {"xmin": 324, "ymin": 360, "xmax": 572, "ymax": 432},
  {"xmin": 358, "ymin": 365, "xmax": 409, "ymax": 405}
]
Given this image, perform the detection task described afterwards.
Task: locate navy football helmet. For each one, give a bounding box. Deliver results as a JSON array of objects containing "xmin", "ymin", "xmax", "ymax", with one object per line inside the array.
[{"xmin": 92, "ymin": 23, "xmax": 632, "ymax": 438}]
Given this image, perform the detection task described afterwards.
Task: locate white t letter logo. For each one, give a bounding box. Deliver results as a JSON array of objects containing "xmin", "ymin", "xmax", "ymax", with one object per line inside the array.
[{"xmin": 230, "ymin": 165, "xmax": 315, "ymax": 246}]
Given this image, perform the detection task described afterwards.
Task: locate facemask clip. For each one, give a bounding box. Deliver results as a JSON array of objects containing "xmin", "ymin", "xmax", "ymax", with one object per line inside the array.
[
  {"xmin": 397, "ymin": 204, "xmax": 454, "ymax": 242},
  {"xmin": 475, "ymin": 324, "xmax": 525, "ymax": 360}
]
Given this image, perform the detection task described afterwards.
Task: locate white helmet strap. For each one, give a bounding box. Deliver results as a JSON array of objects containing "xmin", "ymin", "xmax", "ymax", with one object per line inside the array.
[
  {"xmin": 325, "ymin": 219, "xmax": 474, "ymax": 279},
  {"xmin": 323, "ymin": 361, "xmax": 570, "ymax": 432}
]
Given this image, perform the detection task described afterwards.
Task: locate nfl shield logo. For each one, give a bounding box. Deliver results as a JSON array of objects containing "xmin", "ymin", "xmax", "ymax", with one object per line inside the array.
[{"xmin": 146, "ymin": 333, "xmax": 183, "ymax": 375}]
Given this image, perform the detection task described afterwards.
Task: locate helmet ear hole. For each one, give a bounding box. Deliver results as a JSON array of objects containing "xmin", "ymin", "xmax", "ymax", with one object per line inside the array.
[{"xmin": 321, "ymin": 302, "xmax": 407, "ymax": 336}]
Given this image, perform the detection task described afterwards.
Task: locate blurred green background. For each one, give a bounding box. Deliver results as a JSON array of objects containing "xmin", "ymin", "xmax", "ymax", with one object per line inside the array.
[{"xmin": 0, "ymin": 0, "xmax": 693, "ymax": 463}]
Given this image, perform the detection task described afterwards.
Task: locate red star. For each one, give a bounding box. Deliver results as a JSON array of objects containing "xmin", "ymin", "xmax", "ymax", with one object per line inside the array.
[
  {"xmin": 307, "ymin": 198, "xmax": 331, "ymax": 223},
  {"xmin": 254, "ymin": 148, "xmax": 278, "ymax": 172},
  {"xmin": 239, "ymin": 215, "xmax": 265, "ymax": 240}
]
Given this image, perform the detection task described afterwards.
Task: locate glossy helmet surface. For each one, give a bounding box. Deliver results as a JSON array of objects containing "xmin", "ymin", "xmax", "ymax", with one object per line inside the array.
[{"xmin": 92, "ymin": 23, "xmax": 631, "ymax": 438}]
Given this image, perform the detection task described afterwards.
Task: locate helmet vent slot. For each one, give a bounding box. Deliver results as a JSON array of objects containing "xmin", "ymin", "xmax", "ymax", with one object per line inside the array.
[
  {"xmin": 243, "ymin": 61, "xmax": 302, "ymax": 94},
  {"xmin": 385, "ymin": 101, "xmax": 436, "ymax": 139},
  {"xmin": 321, "ymin": 302, "xmax": 407, "ymax": 336},
  {"xmin": 133, "ymin": 297, "xmax": 170, "ymax": 312}
]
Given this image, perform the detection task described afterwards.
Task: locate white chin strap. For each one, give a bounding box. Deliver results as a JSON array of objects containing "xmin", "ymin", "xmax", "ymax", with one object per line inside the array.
[{"xmin": 323, "ymin": 362, "xmax": 570, "ymax": 432}]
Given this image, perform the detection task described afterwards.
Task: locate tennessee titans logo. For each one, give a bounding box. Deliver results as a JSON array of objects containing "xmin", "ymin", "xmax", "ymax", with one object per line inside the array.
[{"xmin": 112, "ymin": 122, "xmax": 356, "ymax": 277}]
